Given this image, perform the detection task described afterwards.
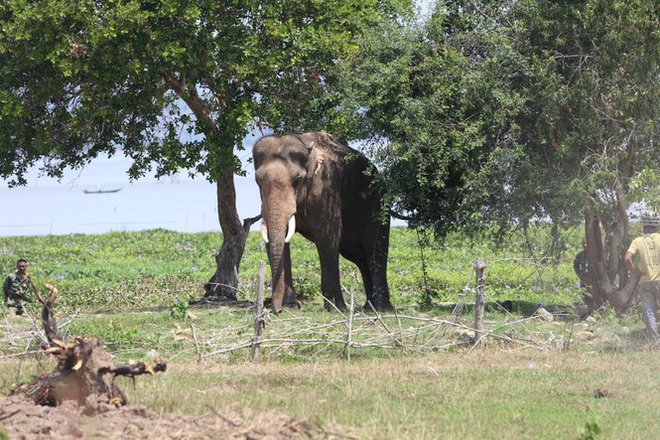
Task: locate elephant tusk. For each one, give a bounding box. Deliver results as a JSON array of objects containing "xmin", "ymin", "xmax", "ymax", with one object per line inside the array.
[
  {"xmin": 261, "ymin": 222, "xmax": 269, "ymax": 244},
  {"xmin": 284, "ymin": 216, "xmax": 296, "ymax": 243}
]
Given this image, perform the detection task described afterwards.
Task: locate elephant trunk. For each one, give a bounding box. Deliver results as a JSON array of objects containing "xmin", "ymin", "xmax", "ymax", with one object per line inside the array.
[{"xmin": 261, "ymin": 214, "xmax": 296, "ymax": 313}]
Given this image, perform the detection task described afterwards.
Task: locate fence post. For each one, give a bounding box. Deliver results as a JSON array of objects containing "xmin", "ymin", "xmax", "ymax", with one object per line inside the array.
[
  {"xmin": 251, "ymin": 261, "xmax": 266, "ymax": 362},
  {"xmin": 473, "ymin": 258, "xmax": 487, "ymax": 348},
  {"xmin": 344, "ymin": 275, "xmax": 355, "ymax": 362}
]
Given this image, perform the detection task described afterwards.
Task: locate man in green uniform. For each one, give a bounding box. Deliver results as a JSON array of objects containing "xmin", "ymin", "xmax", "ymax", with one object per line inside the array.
[
  {"xmin": 3, "ymin": 259, "xmax": 34, "ymax": 315},
  {"xmin": 625, "ymin": 212, "xmax": 660, "ymax": 341}
]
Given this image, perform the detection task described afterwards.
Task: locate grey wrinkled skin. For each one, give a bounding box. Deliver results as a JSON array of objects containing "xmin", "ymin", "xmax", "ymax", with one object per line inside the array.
[{"xmin": 253, "ymin": 132, "xmax": 393, "ymax": 313}]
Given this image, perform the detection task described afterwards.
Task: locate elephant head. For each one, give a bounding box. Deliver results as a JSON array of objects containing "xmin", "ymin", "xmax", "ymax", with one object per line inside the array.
[{"xmin": 253, "ymin": 134, "xmax": 323, "ymax": 312}]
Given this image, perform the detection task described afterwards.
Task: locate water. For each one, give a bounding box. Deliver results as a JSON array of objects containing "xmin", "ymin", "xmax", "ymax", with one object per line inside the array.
[{"xmin": 0, "ymin": 153, "xmax": 261, "ymax": 237}]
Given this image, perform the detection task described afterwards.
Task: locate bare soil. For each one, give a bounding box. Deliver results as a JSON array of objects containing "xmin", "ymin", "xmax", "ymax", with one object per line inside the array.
[
  {"xmin": 0, "ymin": 293, "xmax": 352, "ymax": 439},
  {"xmin": 0, "ymin": 394, "xmax": 350, "ymax": 439}
]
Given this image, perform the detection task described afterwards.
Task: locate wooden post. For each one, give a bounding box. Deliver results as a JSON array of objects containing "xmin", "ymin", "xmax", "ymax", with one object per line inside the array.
[
  {"xmin": 190, "ymin": 323, "xmax": 201, "ymax": 363},
  {"xmin": 344, "ymin": 276, "xmax": 354, "ymax": 361},
  {"xmin": 473, "ymin": 258, "xmax": 487, "ymax": 348},
  {"xmin": 251, "ymin": 261, "xmax": 266, "ymax": 362}
]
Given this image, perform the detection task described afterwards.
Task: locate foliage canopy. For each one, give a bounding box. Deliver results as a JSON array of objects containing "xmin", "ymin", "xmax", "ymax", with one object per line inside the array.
[
  {"xmin": 0, "ymin": 0, "xmax": 412, "ymax": 185},
  {"xmin": 0, "ymin": 0, "xmax": 413, "ymax": 299},
  {"xmin": 335, "ymin": 0, "xmax": 660, "ymax": 243}
]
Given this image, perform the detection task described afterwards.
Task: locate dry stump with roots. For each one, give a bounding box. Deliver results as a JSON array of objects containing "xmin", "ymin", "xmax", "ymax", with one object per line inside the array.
[{"xmin": 11, "ymin": 282, "xmax": 166, "ymax": 412}]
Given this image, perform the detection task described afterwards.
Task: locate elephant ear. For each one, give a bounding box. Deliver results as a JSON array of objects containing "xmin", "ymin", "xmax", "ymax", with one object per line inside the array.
[
  {"xmin": 298, "ymin": 132, "xmax": 317, "ymax": 150},
  {"xmin": 299, "ymin": 133, "xmax": 325, "ymax": 177}
]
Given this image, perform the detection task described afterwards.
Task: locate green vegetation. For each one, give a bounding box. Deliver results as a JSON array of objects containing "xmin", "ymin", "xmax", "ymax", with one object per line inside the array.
[
  {"xmin": 1, "ymin": 0, "xmax": 657, "ymax": 434},
  {"xmin": 0, "ymin": 0, "xmax": 414, "ymax": 301},
  {"xmin": 0, "ymin": 227, "xmax": 583, "ymax": 313},
  {"xmin": 2, "ymin": 0, "xmax": 657, "ymax": 316},
  {"xmin": 333, "ymin": 0, "xmax": 660, "ymax": 315}
]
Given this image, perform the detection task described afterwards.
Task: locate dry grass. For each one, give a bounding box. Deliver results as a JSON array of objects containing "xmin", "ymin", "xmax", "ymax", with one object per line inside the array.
[
  {"xmin": 1, "ymin": 302, "xmax": 658, "ymax": 439},
  {"xmin": 120, "ymin": 346, "xmax": 660, "ymax": 439}
]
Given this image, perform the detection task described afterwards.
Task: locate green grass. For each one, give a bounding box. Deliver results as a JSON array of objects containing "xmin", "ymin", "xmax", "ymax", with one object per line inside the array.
[
  {"xmin": 0, "ymin": 226, "xmax": 583, "ymax": 312},
  {"xmin": 113, "ymin": 335, "xmax": 660, "ymax": 439},
  {"xmin": 3, "ymin": 226, "xmax": 649, "ymax": 439}
]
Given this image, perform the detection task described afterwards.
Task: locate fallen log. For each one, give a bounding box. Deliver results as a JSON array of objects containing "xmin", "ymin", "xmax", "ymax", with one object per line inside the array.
[{"xmin": 12, "ymin": 282, "xmax": 167, "ymax": 409}]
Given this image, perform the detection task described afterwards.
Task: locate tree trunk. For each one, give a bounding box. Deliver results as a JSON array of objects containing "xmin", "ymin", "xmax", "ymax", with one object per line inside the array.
[
  {"xmin": 163, "ymin": 76, "xmax": 262, "ymax": 301},
  {"xmin": 583, "ymin": 202, "xmax": 636, "ymax": 316},
  {"xmin": 204, "ymin": 169, "xmax": 255, "ymax": 300},
  {"xmin": 583, "ymin": 210, "xmax": 607, "ymax": 313}
]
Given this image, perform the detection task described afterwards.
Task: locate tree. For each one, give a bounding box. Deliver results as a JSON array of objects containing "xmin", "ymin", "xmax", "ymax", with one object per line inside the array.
[
  {"xmin": 333, "ymin": 1, "xmax": 535, "ymax": 235},
  {"xmin": 501, "ymin": 0, "xmax": 660, "ymax": 312},
  {"xmin": 335, "ymin": 0, "xmax": 660, "ymax": 313},
  {"xmin": 0, "ymin": 0, "xmax": 412, "ymax": 299}
]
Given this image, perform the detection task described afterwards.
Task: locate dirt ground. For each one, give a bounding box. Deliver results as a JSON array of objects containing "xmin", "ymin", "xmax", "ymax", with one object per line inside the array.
[{"xmin": 0, "ymin": 394, "xmax": 352, "ymax": 439}]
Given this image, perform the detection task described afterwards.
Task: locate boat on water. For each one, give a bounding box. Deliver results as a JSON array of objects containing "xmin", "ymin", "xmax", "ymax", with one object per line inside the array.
[{"xmin": 83, "ymin": 188, "xmax": 122, "ymax": 194}]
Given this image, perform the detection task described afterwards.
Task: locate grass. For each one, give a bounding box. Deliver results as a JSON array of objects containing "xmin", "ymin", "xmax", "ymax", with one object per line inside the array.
[
  {"xmin": 2, "ymin": 226, "xmax": 655, "ymax": 438},
  {"xmin": 0, "ymin": 226, "xmax": 583, "ymax": 312},
  {"xmin": 118, "ymin": 337, "xmax": 660, "ymax": 439},
  {"xmin": 2, "ymin": 303, "xmax": 656, "ymax": 438}
]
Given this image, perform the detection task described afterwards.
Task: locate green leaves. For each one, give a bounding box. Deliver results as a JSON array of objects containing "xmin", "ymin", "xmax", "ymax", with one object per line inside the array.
[
  {"xmin": 334, "ymin": 0, "xmax": 660, "ymax": 240},
  {"xmin": 0, "ymin": 0, "xmax": 413, "ymax": 182}
]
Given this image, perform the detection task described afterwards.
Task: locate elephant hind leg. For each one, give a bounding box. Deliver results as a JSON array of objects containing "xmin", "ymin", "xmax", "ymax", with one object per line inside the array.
[
  {"xmin": 354, "ymin": 258, "xmax": 374, "ymax": 305},
  {"xmin": 367, "ymin": 269, "xmax": 393, "ymax": 311},
  {"xmin": 322, "ymin": 296, "xmax": 346, "ymax": 312},
  {"xmin": 360, "ymin": 260, "xmax": 392, "ymax": 312},
  {"xmin": 367, "ymin": 289, "xmax": 393, "ymax": 311},
  {"xmin": 347, "ymin": 255, "xmax": 392, "ymax": 312},
  {"xmin": 317, "ymin": 247, "xmax": 347, "ymax": 312}
]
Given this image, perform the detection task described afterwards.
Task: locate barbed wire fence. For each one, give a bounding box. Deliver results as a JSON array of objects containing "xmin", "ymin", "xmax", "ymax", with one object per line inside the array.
[
  {"xmin": 196, "ymin": 259, "xmax": 574, "ymax": 362},
  {"xmin": 0, "ymin": 257, "xmax": 579, "ymax": 364}
]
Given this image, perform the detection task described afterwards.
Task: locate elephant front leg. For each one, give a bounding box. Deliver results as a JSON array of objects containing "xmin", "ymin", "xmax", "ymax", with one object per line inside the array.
[{"xmin": 317, "ymin": 247, "xmax": 346, "ymax": 311}]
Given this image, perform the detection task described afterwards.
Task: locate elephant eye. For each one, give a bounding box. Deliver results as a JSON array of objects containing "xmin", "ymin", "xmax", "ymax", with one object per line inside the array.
[{"xmin": 293, "ymin": 175, "xmax": 303, "ymax": 187}]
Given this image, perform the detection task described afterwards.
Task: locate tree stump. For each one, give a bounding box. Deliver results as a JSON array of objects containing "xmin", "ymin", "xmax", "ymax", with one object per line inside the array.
[{"xmin": 12, "ymin": 282, "xmax": 166, "ymax": 411}]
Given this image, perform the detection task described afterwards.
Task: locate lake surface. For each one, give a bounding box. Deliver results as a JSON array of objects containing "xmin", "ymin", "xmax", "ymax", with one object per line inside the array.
[{"xmin": 0, "ymin": 153, "xmax": 261, "ymax": 237}]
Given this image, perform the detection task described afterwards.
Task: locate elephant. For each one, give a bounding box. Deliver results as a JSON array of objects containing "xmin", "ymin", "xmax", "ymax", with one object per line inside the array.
[{"xmin": 253, "ymin": 131, "xmax": 393, "ymax": 313}]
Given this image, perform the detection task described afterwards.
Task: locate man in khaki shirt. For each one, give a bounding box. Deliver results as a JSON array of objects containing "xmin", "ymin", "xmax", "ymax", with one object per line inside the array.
[{"xmin": 625, "ymin": 212, "xmax": 660, "ymax": 341}]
